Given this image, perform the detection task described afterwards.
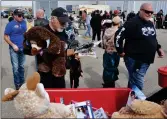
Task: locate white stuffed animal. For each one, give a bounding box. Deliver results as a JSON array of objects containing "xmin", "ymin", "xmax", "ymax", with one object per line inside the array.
[{"xmin": 2, "ymin": 72, "xmax": 76, "ymax": 118}]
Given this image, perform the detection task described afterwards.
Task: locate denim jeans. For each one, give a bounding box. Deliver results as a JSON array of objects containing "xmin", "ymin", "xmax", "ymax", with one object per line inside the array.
[
  {"xmin": 9, "ymin": 46, "xmax": 25, "ymax": 88},
  {"xmin": 84, "ymin": 24, "xmax": 91, "ymax": 37},
  {"xmin": 124, "ymin": 56, "xmax": 150, "ymax": 90}
]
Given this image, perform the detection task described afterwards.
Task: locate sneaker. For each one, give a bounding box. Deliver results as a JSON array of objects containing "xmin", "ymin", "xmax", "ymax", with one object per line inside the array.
[
  {"xmin": 15, "ymin": 84, "xmax": 21, "ymax": 90},
  {"xmin": 15, "ymin": 86, "xmax": 20, "ymax": 90}
]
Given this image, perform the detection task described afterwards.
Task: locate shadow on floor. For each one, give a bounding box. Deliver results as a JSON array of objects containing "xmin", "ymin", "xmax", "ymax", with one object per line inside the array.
[
  {"xmin": 84, "ymin": 67, "xmax": 103, "ymax": 88},
  {"xmin": 118, "ymin": 65, "xmax": 129, "ymax": 80}
]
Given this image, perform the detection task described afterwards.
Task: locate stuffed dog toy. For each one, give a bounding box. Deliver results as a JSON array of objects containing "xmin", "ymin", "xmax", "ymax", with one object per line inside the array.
[
  {"xmin": 2, "ymin": 72, "xmax": 76, "ymax": 118},
  {"xmin": 112, "ymin": 99, "xmax": 166, "ymax": 118}
]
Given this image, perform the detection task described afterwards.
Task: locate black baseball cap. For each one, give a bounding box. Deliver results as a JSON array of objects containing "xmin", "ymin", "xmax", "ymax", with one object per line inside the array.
[
  {"xmin": 13, "ymin": 9, "xmax": 24, "ymax": 15},
  {"xmin": 51, "ymin": 7, "xmax": 70, "ymax": 23}
]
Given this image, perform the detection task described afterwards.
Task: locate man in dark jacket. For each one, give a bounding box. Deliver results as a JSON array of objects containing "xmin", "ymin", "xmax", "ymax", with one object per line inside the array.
[
  {"xmin": 156, "ymin": 9, "xmax": 163, "ymax": 29},
  {"xmin": 24, "ymin": 7, "xmax": 75, "ymax": 88},
  {"xmin": 90, "ymin": 10, "xmax": 102, "ymax": 42},
  {"xmin": 34, "ymin": 9, "xmax": 49, "ymax": 71},
  {"xmin": 114, "ymin": 3, "xmax": 165, "ymax": 90},
  {"xmin": 34, "ymin": 9, "xmax": 49, "ymax": 27}
]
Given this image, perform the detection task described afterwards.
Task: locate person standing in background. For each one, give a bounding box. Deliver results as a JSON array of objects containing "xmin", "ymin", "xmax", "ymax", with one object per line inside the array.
[
  {"xmin": 84, "ymin": 12, "xmax": 91, "ymax": 39},
  {"xmin": 34, "ymin": 9, "xmax": 49, "ymax": 71},
  {"xmin": 114, "ymin": 3, "xmax": 165, "ymax": 90},
  {"xmin": 90, "ymin": 10, "xmax": 102, "ymax": 42},
  {"xmin": 4, "ymin": 9, "xmax": 27, "ymax": 90},
  {"xmin": 102, "ymin": 16, "xmax": 121, "ymax": 88},
  {"xmin": 26, "ymin": 17, "xmax": 34, "ymax": 32},
  {"xmin": 34, "ymin": 9, "xmax": 49, "ymax": 27},
  {"xmin": 156, "ymin": 9, "xmax": 163, "ymax": 29}
]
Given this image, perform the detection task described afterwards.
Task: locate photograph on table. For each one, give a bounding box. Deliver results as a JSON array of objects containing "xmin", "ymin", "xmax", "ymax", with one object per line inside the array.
[{"xmin": 74, "ymin": 100, "xmax": 94, "ymax": 119}]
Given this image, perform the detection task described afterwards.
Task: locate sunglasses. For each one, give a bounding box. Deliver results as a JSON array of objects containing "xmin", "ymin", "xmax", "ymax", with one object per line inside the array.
[
  {"xmin": 141, "ymin": 9, "xmax": 154, "ymax": 14},
  {"xmin": 59, "ymin": 21, "xmax": 66, "ymax": 26},
  {"xmin": 18, "ymin": 14, "xmax": 23, "ymax": 18}
]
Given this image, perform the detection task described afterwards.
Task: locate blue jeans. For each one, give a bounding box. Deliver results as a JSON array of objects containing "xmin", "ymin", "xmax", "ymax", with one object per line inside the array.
[
  {"xmin": 9, "ymin": 46, "xmax": 25, "ymax": 88},
  {"xmin": 84, "ymin": 24, "xmax": 91, "ymax": 37},
  {"xmin": 124, "ymin": 56, "xmax": 150, "ymax": 90}
]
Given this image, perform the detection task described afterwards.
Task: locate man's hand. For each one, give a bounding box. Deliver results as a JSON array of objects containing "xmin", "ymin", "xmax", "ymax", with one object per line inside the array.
[
  {"xmin": 67, "ymin": 49, "xmax": 75, "ymax": 56},
  {"xmin": 119, "ymin": 52, "xmax": 125, "ymax": 57},
  {"xmin": 157, "ymin": 48, "xmax": 165, "ymax": 58},
  {"xmin": 12, "ymin": 44, "xmax": 19, "ymax": 52}
]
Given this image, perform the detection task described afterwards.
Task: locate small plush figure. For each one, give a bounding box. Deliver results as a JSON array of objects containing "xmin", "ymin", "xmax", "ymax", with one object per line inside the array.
[
  {"xmin": 2, "ymin": 72, "xmax": 76, "ymax": 118},
  {"xmin": 112, "ymin": 99, "xmax": 166, "ymax": 118},
  {"xmin": 23, "ymin": 26, "xmax": 66, "ymax": 77}
]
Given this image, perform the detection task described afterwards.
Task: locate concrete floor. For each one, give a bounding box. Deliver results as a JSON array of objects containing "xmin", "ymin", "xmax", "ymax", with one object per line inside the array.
[{"xmin": 1, "ymin": 18, "xmax": 167, "ymax": 118}]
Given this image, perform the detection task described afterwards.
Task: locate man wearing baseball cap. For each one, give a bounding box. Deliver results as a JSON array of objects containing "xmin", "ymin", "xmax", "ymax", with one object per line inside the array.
[
  {"xmin": 4, "ymin": 8, "xmax": 27, "ymax": 90},
  {"xmin": 29, "ymin": 7, "xmax": 74, "ymax": 88}
]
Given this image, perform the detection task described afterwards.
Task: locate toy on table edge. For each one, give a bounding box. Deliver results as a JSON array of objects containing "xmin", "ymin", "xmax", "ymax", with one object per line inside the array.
[
  {"xmin": 2, "ymin": 72, "xmax": 76, "ymax": 118},
  {"xmin": 112, "ymin": 99, "xmax": 167, "ymax": 118}
]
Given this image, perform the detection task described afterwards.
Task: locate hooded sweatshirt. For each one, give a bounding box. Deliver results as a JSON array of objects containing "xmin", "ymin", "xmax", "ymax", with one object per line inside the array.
[
  {"xmin": 103, "ymin": 26, "xmax": 118, "ymax": 53},
  {"xmin": 114, "ymin": 15, "xmax": 161, "ymax": 64}
]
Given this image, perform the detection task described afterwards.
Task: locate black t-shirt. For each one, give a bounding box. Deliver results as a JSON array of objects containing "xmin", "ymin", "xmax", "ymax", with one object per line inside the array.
[{"xmin": 44, "ymin": 24, "xmax": 68, "ymax": 43}]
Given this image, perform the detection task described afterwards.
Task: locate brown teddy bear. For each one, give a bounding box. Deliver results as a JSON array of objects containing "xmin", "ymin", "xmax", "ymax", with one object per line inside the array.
[
  {"xmin": 112, "ymin": 99, "xmax": 166, "ymax": 118},
  {"xmin": 2, "ymin": 72, "xmax": 76, "ymax": 118},
  {"xmin": 23, "ymin": 26, "xmax": 66, "ymax": 77}
]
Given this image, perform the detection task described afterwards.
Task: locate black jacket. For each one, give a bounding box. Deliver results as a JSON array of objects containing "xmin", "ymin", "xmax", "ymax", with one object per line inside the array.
[
  {"xmin": 34, "ymin": 18, "xmax": 49, "ymax": 27},
  {"xmin": 114, "ymin": 15, "xmax": 161, "ymax": 64},
  {"xmin": 90, "ymin": 14, "xmax": 102, "ymax": 30}
]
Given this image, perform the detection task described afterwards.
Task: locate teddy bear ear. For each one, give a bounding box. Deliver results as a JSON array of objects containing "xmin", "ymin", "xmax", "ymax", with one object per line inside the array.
[
  {"xmin": 4, "ymin": 88, "xmax": 16, "ymax": 95},
  {"xmin": 2, "ymin": 88, "xmax": 19, "ymax": 102},
  {"xmin": 35, "ymin": 83, "xmax": 50, "ymax": 102},
  {"xmin": 26, "ymin": 72, "xmax": 40, "ymax": 91}
]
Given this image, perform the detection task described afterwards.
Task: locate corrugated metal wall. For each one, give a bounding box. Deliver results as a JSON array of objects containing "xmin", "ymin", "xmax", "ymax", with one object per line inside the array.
[
  {"xmin": 155, "ymin": 1, "xmax": 167, "ymax": 15},
  {"xmin": 34, "ymin": 0, "xmax": 167, "ymax": 17}
]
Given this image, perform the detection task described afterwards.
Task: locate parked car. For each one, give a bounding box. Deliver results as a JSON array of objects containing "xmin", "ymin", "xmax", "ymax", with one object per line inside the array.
[{"xmin": 1, "ymin": 10, "xmax": 9, "ymax": 18}]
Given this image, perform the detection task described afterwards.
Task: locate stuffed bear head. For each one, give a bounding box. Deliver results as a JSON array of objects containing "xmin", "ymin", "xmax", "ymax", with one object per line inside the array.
[
  {"xmin": 2, "ymin": 72, "xmax": 51, "ymax": 118},
  {"xmin": 24, "ymin": 26, "xmax": 61, "ymax": 55}
]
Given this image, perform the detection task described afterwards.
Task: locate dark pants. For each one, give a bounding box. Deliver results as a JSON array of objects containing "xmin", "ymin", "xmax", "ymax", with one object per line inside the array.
[
  {"xmin": 70, "ymin": 72, "xmax": 79, "ymax": 88},
  {"xmin": 79, "ymin": 19, "xmax": 86, "ymax": 29},
  {"xmin": 146, "ymin": 87, "xmax": 167, "ymax": 104},
  {"xmin": 92, "ymin": 29, "xmax": 101, "ymax": 41},
  {"xmin": 103, "ymin": 52, "xmax": 120, "ymax": 88},
  {"xmin": 124, "ymin": 56, "xmax": 150, "ymax": 90},
  {"xmin": 38, "ymin": 71, "xmax": 66, "ymax": 88},
  {"xmin": 156, "ymin": 19, "xmax": 163, "ymax": 29}
]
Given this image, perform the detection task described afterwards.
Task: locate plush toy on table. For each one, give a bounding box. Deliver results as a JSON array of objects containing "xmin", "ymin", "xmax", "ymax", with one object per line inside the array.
[
  {"xmin": 112, "ymin": 99, "xmax": 167, "ymax": 118},
  {"xmin": 23, "ymin": 26, "xmax": 66, "ymax": 77},
  {"xmin": 2, "ymin": 72, "xmax": 76, "ymax": 118}
]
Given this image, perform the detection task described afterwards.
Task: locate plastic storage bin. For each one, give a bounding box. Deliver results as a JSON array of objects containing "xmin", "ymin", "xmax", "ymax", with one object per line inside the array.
[
  {"xmin": 46, "ymin": 88, "xmax": 130, "ymax": 115},
  {"xmin": 158, "ymin": 66, "xmax": 167, "ymax": 88}
]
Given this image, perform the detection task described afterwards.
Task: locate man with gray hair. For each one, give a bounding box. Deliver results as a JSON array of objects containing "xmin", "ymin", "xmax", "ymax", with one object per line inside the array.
[
  {"xmin": 34, "ymin": 9, "xmax": 49, "ymax": 27},
  {"xmin": 24, "ymin": 7, "xmax": 74, "ymax": 88},
  {"xmin": 114, "ymin": 3, "xmax": 165, "ymax": 90},
  {"xmin": 34, "ymin": 9, "xmax": 49, "ymax": 71}
]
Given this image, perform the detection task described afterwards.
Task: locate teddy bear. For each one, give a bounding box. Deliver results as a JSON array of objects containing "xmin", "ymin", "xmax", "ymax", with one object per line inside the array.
[
  {"xmin": 112, "ymin": 99, "xmax": 167, "ymax": 118},
  {"xmin": 2, "ymin": 72, "xmax": 76, "ymax": 118},
  {"xmin": 23, "ymin": 26, "xmax": 66, "ymax": 77}
]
